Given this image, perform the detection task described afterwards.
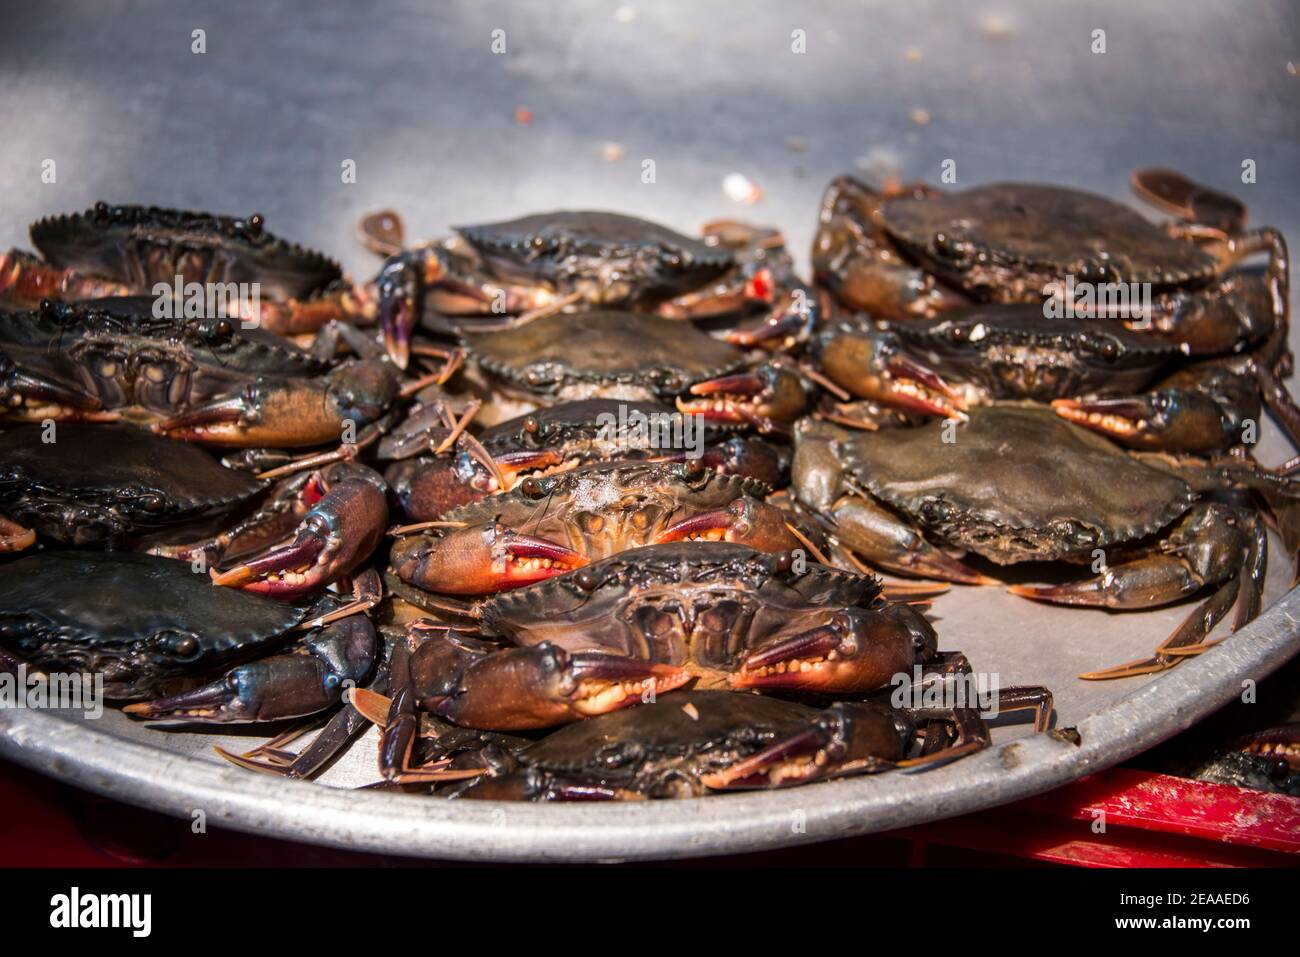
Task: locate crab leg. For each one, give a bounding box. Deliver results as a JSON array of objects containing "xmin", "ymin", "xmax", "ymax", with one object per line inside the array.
[
  {"xmin": 1008, "ymin": 505, "xmax": 1267, "ymax": 679},
  {"xmin": 210, "ymin": 463, "xmax": 388, "ymax": 598}
]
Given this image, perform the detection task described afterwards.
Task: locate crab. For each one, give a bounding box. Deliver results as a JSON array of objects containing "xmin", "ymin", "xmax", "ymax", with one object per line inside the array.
[
  {"xmin": 0, "ymin": 297, "xmax": 411, "ymax": 447},
  {"xmin": 389, "ymin": 460, "xmax": 809, "ymax": 595},
  {"xmin": 812, "ymin": 170, "xmax": 1288, "ymax": 355},
  {"xmin": 0, "ymin": 203, "xmax": 374, "ymax": 334},
  {"xmin": 448, "ymin": 686, "xmax": 1052, "ymax": 800},
  {"xmin": 0, "ymin": 423, "xmax": 388, "ymax": 598},
  {"xmin": 813, "ymin": 169, "xmax": 1297, "ymax": 443},
  {"xmin": 368, "ymin": 209, "xmax": 817, "ymax": 367},
  {"xmin": 815, "ymin": 306, "xmax": 1274, "ymax": 454},
  {"xmin": 793, "ymin": 404, "xmax": 1270, "ymax": 678},
  {"xmin": 382, "ymin": 398, "xmax": 790, "ymax": 522},
  {"xmin": 372, "ymin": 541, "xmax": 948, "ymax": 758},
  {"xmin": 0, "ymin": 550, "xmax": 378, "ymax": 723},
  {"xmin": 461, "ymin": 310, "xmax": 807, "ymax": 434}
]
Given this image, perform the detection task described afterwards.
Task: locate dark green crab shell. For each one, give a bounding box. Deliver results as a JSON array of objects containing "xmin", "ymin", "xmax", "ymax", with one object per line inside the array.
[
  {"xmin": 4, "ymin": 296, "xmax": 329, "ymax": 379},
  {"xmin": 838, "ymin": 403, "xmax": 1197, "ymax": 564},
  {"xmin": 30, "ymin": 203, "xmax": 343, "ymax": 301},
  {"xmin": 0, "ymin": 551, "xmax": 309, "ymax": 698},
  {"xmin": 0, "ymin": 424, "xmax": 267, "ymax": 546},
  {"xmin": 459, "ymin": 690, "xmax": 832, "ymax": 800},
  {"xmin": 478, "ymin": 541, "xmax": 878, "ymax": 666},
  {"xmin": 455, "ymin": 210, "xmax": 734, "ymax": 304},
  {"xmin": 880, "ymin": 183, "xmax": 1218, "ymax": 296},
  {"xmin": 442, "ymin": 460, "xmax": 770, "ymax": 528},
  {"xmin": 889, "ymin": 304, "xmax": 1183, "ymax": 401},
  {"xmin": 464, "ymin": 310, "xmax": 745, "ymax": 400}
]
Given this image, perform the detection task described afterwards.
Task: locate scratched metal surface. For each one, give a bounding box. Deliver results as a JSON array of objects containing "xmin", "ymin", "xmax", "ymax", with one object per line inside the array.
[{"xmin": 0, "ymin": 0, "xmax": 1298, "ymax": 860}]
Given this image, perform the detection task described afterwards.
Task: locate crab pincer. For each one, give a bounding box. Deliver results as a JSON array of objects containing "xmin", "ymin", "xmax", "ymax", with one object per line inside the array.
[
  {"xmin": 731, "ymin": 602, "xmax": 937, "ymax": 694},
  {"xmin": 124, "ymin": 614, "xmax": 376, "ymax": 724},
  {"xmin": 390, "ymin": 521, "xmax": 586, "ymax": 595},
  {"xmin": 210, "ymin": 463, "xmax": 388, "ymax": 598},
  {"xmin": 153, "ymin": 358, "xmax": 402, "ymax": 447},
  {"xmin": 676, "ymin": 361, "xmax": 807, "ymax": 432},
  {"xmin": 814, "ymin": 326, "xmax": 968, "ymax": 420},
  {"xmin": 654, "ymin": 496, "xmax": 804, "ymax": 552},
  {"xmin": 404, "ymin": 633, "xmax": 690, "ymax": 734}
]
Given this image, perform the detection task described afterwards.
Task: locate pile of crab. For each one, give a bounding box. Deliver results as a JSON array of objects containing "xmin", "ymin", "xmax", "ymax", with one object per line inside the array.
[{"xmin": 0, "ymin": 166, "xmax": 1296, "ymax": 802}]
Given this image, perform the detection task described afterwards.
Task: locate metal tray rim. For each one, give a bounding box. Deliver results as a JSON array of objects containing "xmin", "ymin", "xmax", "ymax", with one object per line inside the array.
[{"xmin": 2, "ymin": 587, "xmax": 1297, "ymax": 863}]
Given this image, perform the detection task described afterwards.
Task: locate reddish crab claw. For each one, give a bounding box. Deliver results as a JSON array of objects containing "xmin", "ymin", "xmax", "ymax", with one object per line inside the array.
[
  {"xmin": 654, "ymin": 497, "xmax": 802, "ymax": 552},
  {"xmin": 430, "ymin": 644, "xmax": 691, "ymax": 731},
  {"xmin": 731, "ymin": 602, "xmax": 937, "ymax": 694},
  {"xmin": 816, "ymin": 327, "xmax": 968, "ymax": 421},
  {"xmin": 383, "ymin": 632, "xmax": 692, "ymax": 740},
  {"xmin": 390, "ymin": 520, "xmax": 586, "ymax": 595},
  {"xmin": 211, "ymin": 463, "xmax": 387, "ymax": 598},
  {"xmin": 676, "ymin": 361, "xmax": 806, "ymax": 432}
]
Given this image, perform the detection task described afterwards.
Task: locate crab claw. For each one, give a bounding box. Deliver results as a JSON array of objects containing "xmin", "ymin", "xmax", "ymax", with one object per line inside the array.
[
  {"xmin": 1051, "ymin": 392, "xmax": 1229, "ymax": 453},
  {"xmin": 655, "ymin": 497, "xmax": 801, "ymax": 552},
  {"xmin": 125, "ymin": 617, "xmax": 375, "ymax": 723},
  {"xmin": 432, "ymin": 642, "xmax": 690, "ymax": 731},
  {"xmin": 723, "ymin": 284, "xmax": 820, "ymax": 350},
  {"xmin": 701, "ymin": 700, "xmax": 909, "ymax": 790},
  {"xmin": 211, "ymin": 464, "xmax": 387, "ymax": 597},
  {"xmin": 375, "ymin": 247, "xmax": 450, "ymax": 369},
  {"xmin": 391, "ymin": 521, "xmax": 585, "ymax": 595},
  {"xmin": 731, "ymin": 603, "xmax": 936, "ymax": 694},
  {"xmin": 154, "ymin": 360, "xmax": 401, "ymax": 447},
  {"xmin": 677, "ymin": 362, "xmax": 806, "ymax": 431},
  {"xmin": 819, "ymin": 329, "xmax": 967, "ymax": 420},
  {"xmin": 1132, "ymin": 168, "xmax": 1246, "ymax": 235}
]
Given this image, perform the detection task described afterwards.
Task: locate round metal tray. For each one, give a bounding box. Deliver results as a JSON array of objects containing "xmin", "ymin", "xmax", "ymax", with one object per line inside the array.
[{"xmin": 2, "ymin": 1, "xmax": 1298, "ymax": 861}]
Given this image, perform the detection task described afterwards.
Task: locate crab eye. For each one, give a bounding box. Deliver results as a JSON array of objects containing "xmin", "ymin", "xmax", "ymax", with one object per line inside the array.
[
  {"xmin": 1100, "ymin": 340, "xmax": 1119, "ymax": 360},
  {"xmin": 523, "ymin": 415, "xmax": 540, "ymax": 434},
  {"xmin": 137, "ymin": 493, "xmax": 167, "ymax": 513},
  {"xmin": 575, "ymin": 568, "xmax": 601, "ymax": 591},
  {"xmin": 519, "ymin": 477, "xmax": 546, "ymax": 499},
  {"xmin": 158, "ymin": 633, "xmax": 200, "ymax": 659},
  {"xmin": 948, "ymin": 324, "xmax": 968, "ymax": 344},
  {"xmin": 247, "ymin": 213, "xmax": 264, "ymax": 235}
]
